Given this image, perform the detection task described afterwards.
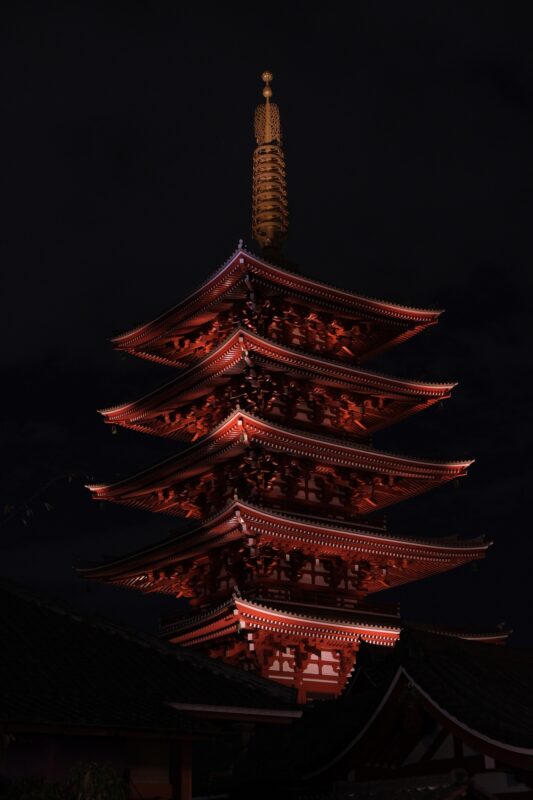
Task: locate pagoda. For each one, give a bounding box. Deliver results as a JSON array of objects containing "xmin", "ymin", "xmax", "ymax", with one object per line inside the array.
[{"xmin": 82, "ymin": 72, "xmax": 491, "ymax": 702}]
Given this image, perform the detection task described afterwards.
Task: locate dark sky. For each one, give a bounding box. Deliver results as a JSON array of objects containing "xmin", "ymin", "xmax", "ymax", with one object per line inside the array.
[{"xmin": 2, "ymin": 2, "xmax": 533, "ymax": 644}]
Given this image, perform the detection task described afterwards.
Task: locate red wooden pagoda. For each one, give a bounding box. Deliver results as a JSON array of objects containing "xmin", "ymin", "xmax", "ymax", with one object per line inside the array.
[{"xmin": 82, "ymin": 72, "xmax": 491, "ymax": 702}]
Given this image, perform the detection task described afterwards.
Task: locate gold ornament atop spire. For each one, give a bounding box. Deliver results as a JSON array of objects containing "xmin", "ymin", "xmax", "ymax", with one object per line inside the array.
[{"xmin": 252, "ymin": 71, "xmax": 289, "ymax": 251}]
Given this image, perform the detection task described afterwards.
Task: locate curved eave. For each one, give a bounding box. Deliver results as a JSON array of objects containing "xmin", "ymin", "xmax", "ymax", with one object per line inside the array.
[
  {"xmin": 162, "ymin": 594, "xmax": 402, "ymax": 647},
  {"xmin": 406, "ymin": 668, "xmax": 533, "ymax": 763},
  {"xmin": 429, "ymin": 630, "xmax": 511, "ymax": 644},
  {"xmin": 111, "ymin": 248, "xmax": 442, "ymax": 350},
  {"xmin": 235, "ymin": 598, "xmax": 401, "ymax": 639},
  {"xmin": 86, "ymin": 409, "xmax": 473, "ymax": 497},
  {"xmin": 99, "ymin": 327, "xmax": 456, "ymax": 423},
  {"xmin": 235, "ymin": 502, "xmax": 489, "ymax": 549},
  {"xmin": 78, "ymin": 500, "xmax": 489, "ymax": 582},
  {"xmin": 305, "ymin": 665, "xmax": 533, "ymax": 780}
]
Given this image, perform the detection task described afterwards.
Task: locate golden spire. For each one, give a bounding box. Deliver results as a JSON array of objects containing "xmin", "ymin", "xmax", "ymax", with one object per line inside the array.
[{"xmin": 252, "ymin": 71, "xmax": 289, "ymax": 251}]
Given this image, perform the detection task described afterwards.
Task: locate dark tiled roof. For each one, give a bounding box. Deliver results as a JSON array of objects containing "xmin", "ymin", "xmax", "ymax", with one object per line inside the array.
[
  {"xmin": 0, "ymin": 579, "xmax": 296, "ymax": 734},
  {"xmin": 270, "ymin": 628, "xmax": 533, "ymax": 779},
  {"xmin": 397, "ymin": 627, "xmax": 533, "ymax": 750}
]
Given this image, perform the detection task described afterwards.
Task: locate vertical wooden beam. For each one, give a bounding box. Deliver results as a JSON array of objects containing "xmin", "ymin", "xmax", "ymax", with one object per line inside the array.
[
  {"xmin": 170, "ymin": 742, "xmax": 179, "ymax": 800},
  {"xmin": 170, "ymin": 740, "xmax": 193, "ymax": 800},
  {"xmin": 180, "ymin": 740, "xmax": 193, "ymax": 800}
]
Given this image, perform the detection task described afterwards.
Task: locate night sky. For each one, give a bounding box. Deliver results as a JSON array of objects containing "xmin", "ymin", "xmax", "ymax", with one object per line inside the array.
[{"xmin": 2, "ymin": 3, "xmax": 533, "ymax": 645}]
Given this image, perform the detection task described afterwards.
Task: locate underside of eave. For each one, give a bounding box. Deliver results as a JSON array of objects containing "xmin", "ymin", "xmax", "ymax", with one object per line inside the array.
[
  {"xmin": 79, "ymin": 527, "xmax": 489, "ymax": 580},
  {"xmin": 86, "ymin": 409, "xmax": 474, "ymax": 499},
  {"xmin": 110, "ymin": 248, "xmax": 443, "ymax": 351},
  {"xmin": 162, "ymin": 600, "xmax": 402, "ymax": 643},
  {"xmin": 98, "ymin": 329, "xmax": 457, "ymax": 424},
  {"xmin": 79, "ymin": 551, "xmax": 486, "ymax": 593},
  {"xmin": 77, "ymin": 501, "xmax": 489, "ymax": 585}
]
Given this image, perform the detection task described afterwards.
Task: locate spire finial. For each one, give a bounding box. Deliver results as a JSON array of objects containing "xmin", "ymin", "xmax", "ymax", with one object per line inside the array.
[
  {"xmin": 262, "ymin": 70, "xmax": 273, "ymax": 99},
  {"xmin": 252, "ymin": 71, "xmax": 289, "ymax": 251}
]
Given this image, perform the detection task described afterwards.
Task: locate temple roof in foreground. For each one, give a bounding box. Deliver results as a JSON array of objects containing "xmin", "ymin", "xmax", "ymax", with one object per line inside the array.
[
  {"xmin": 0, "ymin": 578, "xmax": 298, "ymax": 734},
  {"xmin": 272, "ymin": 628, "xmax": 533, "ymax": 779}
]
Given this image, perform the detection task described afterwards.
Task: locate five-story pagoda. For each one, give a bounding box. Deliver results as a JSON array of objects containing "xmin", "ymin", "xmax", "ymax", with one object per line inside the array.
[{"xmin": 82, "ymin": 73, "xmax": 491, "ymax": 702}]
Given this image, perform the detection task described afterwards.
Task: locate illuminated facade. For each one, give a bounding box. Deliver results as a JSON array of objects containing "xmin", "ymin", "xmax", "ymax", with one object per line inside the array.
[{"xmin": 82, "ymin": 74, "xmax": 492, "ymax": 702}]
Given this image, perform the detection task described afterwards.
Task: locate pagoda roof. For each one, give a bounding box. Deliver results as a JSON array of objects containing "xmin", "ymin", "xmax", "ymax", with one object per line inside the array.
[
  {"xmin": 160, "ymin": 591, "xmax": 402, "ymax": 649},
  {"xmin": 101, "ymin": 326, "xmax": 455, "ymax": 429},
  {"xmin": 87, "ymin": 410, "xmax": 473, "ymax": 516},
  {"xmin": 112, "ymin": 247, "xmax": 442, "ymax": 355},
  {"xmin": 78, "ymin": 500, "xmax": 489, "ymax": 589}
]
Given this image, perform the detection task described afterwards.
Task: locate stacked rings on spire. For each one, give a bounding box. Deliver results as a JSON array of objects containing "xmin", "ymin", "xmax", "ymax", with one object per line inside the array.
[
  {"xmin": 252, "ymin": 72, "xmax": 289, "ymax": 250},
  {"xmin": 252, "ymin": 142, "xmax": 289, "ymax": 249}
]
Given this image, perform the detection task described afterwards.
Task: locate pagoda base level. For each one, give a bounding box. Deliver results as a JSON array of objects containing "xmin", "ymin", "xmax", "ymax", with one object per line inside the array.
[
  {"xmin": 206, "ymin": 633, "xmax": 358, "ymax": 702},
  {"xmin": 162, "ymin": 594, "xmax": 400, "ymax": 702}
]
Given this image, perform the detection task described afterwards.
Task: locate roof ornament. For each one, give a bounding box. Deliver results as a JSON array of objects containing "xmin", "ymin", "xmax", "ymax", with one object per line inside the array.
[{"xmin": 252, "ymin": 71, "xmax": 289, "ymax": 253}]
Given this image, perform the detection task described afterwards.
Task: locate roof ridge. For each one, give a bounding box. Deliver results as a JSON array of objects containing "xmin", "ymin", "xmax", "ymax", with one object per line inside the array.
[
  {"xmin": 112, "ymin": 245, "xmax": 443, "ymax": 346},
  {"xmin": 236, "ymin": 596, "xmax": 402, "ymax": 631},
  {"xmin": 242, "ymin": 409, "xmax": 473, "ymax": 465},
  {"xmin": 78, "ymin": 499, "xmax": 488, "ymax": 578},
  {"xmin": 162, "ymin": 592, "xmax": 402, "ymax": 635},
  {"xmin": 100, "ymin": 325, "xmax": 456, "ymax": 416},
  {"xmin": 77, "ymin": 502, "xmax": 238, "ymax": 574},
  {"xmin": 240, "ymin": 245, "xmax": 443, "ymax": 315},
  {"xmin": 88, "ymin": 408, "xmax": 474, "ymax": 492},
  {"xmin": 235, "ymin": 499, "xmax": 487, "ymax": 548},
  {"xmin": 111, "ymin": 246, "xmax": 245, "ymax": 344},
  {"xmin": 161, "ymin": 593, "xmax": 238, "ymax": 632},
  {"xmin": 244, "ymin": 327, "xmax": 456, "ymax": 388}
]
